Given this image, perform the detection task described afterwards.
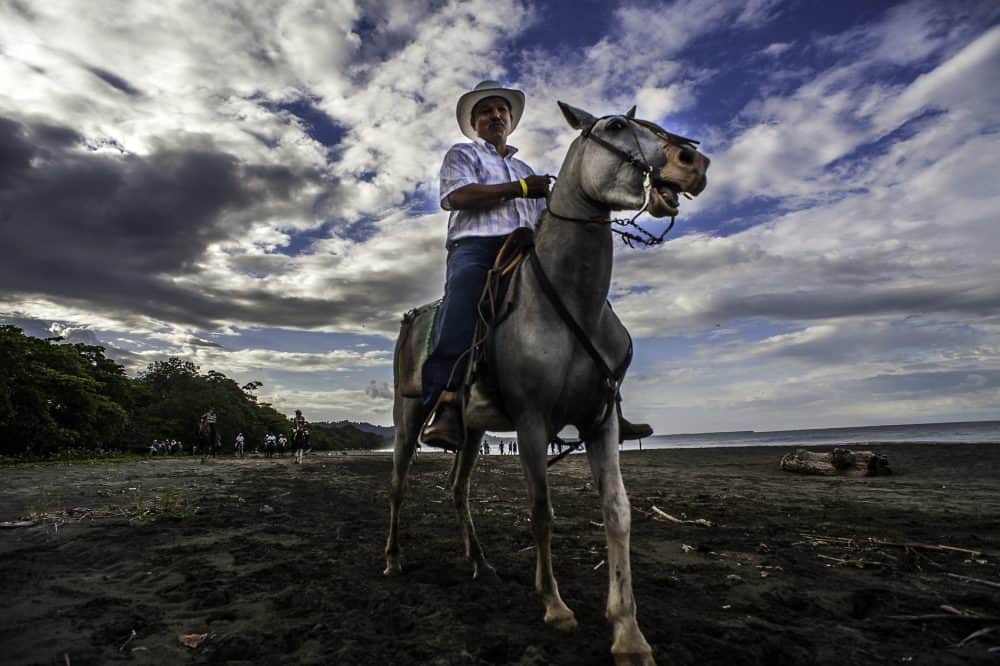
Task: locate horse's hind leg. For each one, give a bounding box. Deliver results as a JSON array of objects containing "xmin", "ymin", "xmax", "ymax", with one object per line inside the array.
[
  {"xmin": 452, "ymin": 429, "xmax": 497, "ymax": 581},
  {"xmin": 384, "ymin": 394, "xmax": 421, "ymax": 576},
  {"xmin": 518, "ymin": 418, "xmax": 577, "ymax": 631},
  {"xmin": 586, "ymin": 419, "xmax": 654, "ymax": 665}
]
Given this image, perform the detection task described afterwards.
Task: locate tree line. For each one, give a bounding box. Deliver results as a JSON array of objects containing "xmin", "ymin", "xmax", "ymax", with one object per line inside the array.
[{"xmin": 0, "ymin": 325, "xmax": 387, "ymax": 458}]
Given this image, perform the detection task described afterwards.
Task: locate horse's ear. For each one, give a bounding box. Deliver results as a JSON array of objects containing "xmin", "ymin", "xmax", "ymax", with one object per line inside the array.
[
  {"xmin": 625, "ymin": 105, "xmax": 636, "ymax": 119},
  {"xmin": 558, "ymin": 101, "xmax": 597, "ymax": 131}
]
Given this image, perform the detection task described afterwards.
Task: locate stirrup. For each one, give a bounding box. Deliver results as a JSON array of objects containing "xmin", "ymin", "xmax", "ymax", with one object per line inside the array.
[
  {"xmin": 420, "ymin": 391, "xmax": 465, "ymax": 450},
  {"xmin": 619, "ymin": 415, "xmax": 653, "ymax": 442}
]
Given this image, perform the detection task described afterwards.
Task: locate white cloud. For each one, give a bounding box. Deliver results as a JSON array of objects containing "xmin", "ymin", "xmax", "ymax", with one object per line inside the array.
[
  {"xmin": 624, "ymin": 315, "xmax": 1000, "ymax": 433},
  {"xmin": 262, "ymin": 385, "xmax": 394, "ymax": 423},
  {"xmin": 875, "ymin": 24, "xmax": 1000, "ymax": 133},
  {"xmin": 0, "ymin": 298, "xmax": 157, "ymax": 334},
  {"xmin": 365, "ymin": 379, "xmax": 393, "ymax": 399},
  {"xmin": 634, "ymin": 83, "xmax": 694, "ymax": 120},
  {"xmin": 707, "ymin": 11, "xmax": 999, "ymax": 207},
  {"xmin": 133, "ymin": 346, "xmax": 391, "ymax": 374},
  {"xmin": 2, "ymin": 0, "xmax": 997, "ymax": 432},
  {"xmin": 761, "ymin": 42, "xmax": 793, "ymax": 57},
  {"xmin": 735, "ymin": 0, "xmax": 784, "ymax": 27},
  {"xmin": 606, "ymin": 10, "xmax": 1000, "ymax": 431}
]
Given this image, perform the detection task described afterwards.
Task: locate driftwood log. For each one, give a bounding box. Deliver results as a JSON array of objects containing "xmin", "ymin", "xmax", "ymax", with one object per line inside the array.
[{"xmin": 780, "ymin": 448, "xmax": 891, "ymax": 477}]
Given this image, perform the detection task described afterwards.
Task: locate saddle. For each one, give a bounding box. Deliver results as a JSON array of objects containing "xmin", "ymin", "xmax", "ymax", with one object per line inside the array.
[
  {"xmin": 467, "ymin": 227, "xmax": 536, "ymax": 400},
  {"xmin": 395, "ymin": 228, "xmax": 535, "ymax": 404},
  {"xmin": 398, "ymin": 228, "xmax": 652, "ymax": 445}
]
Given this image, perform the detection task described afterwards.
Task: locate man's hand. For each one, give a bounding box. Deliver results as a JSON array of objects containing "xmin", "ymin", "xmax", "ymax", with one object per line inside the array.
[
  {"xmin": 447, "ymin": 175, "xmax": 553, "ymax": 210},
  {"xmin": 522, "ymin": 174, "xmax": 553, "ymax": 199}
]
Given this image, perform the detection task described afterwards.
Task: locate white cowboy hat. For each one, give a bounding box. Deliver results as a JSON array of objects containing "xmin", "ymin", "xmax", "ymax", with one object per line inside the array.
[{"xmin": 456, "ymin": 80, "xmax": 525, "ymax": 140}]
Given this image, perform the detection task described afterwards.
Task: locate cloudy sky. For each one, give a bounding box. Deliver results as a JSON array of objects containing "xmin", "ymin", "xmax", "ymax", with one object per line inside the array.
[{"xmin": 2, "ymin": 0, "xmax": 998, "ymax": 433}]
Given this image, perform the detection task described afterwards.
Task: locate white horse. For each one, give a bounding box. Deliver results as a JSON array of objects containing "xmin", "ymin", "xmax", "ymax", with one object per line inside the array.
[{"xmin": 386, "ymin": 102, "xmax": 709, "ymax": 665}]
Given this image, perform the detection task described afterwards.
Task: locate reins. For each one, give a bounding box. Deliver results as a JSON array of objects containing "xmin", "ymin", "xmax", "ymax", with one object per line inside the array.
[{"xmin": 545, "ymin": 191, "xmax": 675, "ymax": 249}]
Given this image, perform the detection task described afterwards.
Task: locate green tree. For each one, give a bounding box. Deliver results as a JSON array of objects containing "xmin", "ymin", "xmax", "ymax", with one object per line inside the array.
[
  {"xmin": 131, "ymin": 358, "xmax": 289, "ymax": 454},
  {"xmin": 0, "ymin": 328, "xmax": 341, "ymax": 458},
  {"xmin": 308, "ymin": 423, "xmax": 388, "ymax": 451},
  {"xmin": 0, "ymin": 326, "xmax": 131, "ymax": 456}
]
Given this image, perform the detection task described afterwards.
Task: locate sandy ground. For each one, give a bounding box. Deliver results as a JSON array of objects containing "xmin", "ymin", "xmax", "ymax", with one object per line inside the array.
[{"xmin": 1, "ymin": 443, "xmax": 998, "ymax": 665}]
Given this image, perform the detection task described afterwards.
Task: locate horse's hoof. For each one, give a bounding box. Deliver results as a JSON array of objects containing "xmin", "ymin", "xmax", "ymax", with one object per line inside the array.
[
  {"xmin": 544, "ymin": 610, "xmax": 578, "ymax": 632},
  {"xmin": 612, "ymin": 629, "xmax": 654, "ymax": 665},
  {"xmin": 613, "ymin": 652, "xmax": 655, "ymax": 666},
  {"xmin": 383, "ymin": 561, "xmax": 402, "ymax": 577}
]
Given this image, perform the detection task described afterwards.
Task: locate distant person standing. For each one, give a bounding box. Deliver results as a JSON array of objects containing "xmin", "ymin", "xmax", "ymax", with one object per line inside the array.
[
  {"xmin": 292, "ymin": 409, "xmax": 310, "ymax": 464},
  {"xmin": 200, "ymin": 407, "xmax": 220, "ymax": 456},
  {"xmin": 292, "ymin": 409, "xmax": 308, "ymax": 433},
  {"xmin": 235, "ymin": 432, "xmax": 245, "ymax": 457}
]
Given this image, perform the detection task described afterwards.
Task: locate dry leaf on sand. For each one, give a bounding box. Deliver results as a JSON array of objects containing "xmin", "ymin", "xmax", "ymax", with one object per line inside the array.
[{"xmin": 178, "ymin": 633, "xmax": 209, "ymax": 648}]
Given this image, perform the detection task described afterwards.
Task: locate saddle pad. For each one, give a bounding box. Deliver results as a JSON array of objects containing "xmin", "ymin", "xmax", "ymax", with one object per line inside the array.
[{"xmin": 396, "ymin": 300, "xmax": 439, "ymax": 399}]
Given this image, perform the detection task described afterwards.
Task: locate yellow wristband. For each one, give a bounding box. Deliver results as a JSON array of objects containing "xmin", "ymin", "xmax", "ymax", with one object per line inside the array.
[{"xmin": 518, "ymin": 178, "xmax": 528, "ymax": 198}]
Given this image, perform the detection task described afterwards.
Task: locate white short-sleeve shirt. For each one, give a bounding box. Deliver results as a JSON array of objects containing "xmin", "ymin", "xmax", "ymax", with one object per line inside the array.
[{"xmin": 439, "ymin": 139, "xmax": 546, "ymax": 243}]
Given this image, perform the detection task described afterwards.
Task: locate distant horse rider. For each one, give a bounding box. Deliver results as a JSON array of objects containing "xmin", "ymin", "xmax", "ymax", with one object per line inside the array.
[
  {"xmin": 420, "ymin": 80, "xmax": 653, "ymax": 449},
  {"xmin": 292, "ymin": 409, "xmax": 309, "ymax": 464}
]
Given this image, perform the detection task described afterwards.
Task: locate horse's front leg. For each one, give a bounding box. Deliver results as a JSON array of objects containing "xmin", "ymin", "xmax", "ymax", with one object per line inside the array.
[
  {"xmin": 518, "ymin": 418, "xmax": 577, "ymax": 631},
  {"xmin": 586, "ymin": 415, "xmax": 654, "ymax": 665},
  {"xmin": 452, "ymin": 429, "xmax": 497, "ymax": 581},
  {"xmin": 384, "ymin": 395, "xmax": 421, "ymax": 576}
]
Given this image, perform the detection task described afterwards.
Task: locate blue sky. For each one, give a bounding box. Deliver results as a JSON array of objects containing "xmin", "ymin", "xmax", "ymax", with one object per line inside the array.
[{"xmin": 1, "ymin": 0, "xmax": 998, "ymax": 433}]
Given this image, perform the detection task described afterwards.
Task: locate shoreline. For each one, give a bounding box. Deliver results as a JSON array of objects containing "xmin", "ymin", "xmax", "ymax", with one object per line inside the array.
[{"xmin": 374, "ymin": 438, "xmax": 1000, "ymax": 455}]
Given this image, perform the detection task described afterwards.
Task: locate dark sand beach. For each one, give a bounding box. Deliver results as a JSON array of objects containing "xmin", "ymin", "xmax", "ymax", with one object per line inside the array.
[{"xmin": 1, "ymin": 443, "xmax": 998, "ymax": 665}]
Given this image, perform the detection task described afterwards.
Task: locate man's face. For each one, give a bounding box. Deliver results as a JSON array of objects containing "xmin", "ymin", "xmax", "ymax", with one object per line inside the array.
[{"xmin": 472, "ymin": 96, "xmax": 511, "ymax": 143}]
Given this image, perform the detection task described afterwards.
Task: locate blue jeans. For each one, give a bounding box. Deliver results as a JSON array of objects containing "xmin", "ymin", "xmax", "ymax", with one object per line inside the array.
[{"xmin": 422, "ymin": 235, "xmax": 507, "ymax": 414}]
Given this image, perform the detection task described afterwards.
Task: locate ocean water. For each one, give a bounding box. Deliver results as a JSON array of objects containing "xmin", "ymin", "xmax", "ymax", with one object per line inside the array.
[
  {"xmin": 621, "ymin": 420, "xmax": 1000, "ymax": 452},
  {"xmin": 378, "ymin": 420, "xmax": 1000, "ymax": 454}
]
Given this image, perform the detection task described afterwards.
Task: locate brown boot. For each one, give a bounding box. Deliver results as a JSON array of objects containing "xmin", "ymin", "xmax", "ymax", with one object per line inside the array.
[
  {"xmin": 619, "ymin": 414, "xmax": 653, "ymax": 442},
  {"xmin": 421, "ymin": 392, "xmax": 464, "ymax": 450}
]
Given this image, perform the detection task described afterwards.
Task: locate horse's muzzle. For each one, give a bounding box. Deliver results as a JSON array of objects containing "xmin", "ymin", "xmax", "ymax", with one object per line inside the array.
[{"xmin": 656, "ymin": 143, "xmax": 710, "ymax": 197}]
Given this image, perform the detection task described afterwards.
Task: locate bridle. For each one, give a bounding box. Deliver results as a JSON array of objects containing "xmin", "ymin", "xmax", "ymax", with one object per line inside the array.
[{"xmin": 545, "ymin": 116, "xmax": 700, "ymax": 247}]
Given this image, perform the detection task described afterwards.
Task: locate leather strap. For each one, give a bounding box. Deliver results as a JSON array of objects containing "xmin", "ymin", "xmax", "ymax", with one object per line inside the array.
[{"xmin": 526, "ymin": 248, "xmax": 630, "ymax": 423}]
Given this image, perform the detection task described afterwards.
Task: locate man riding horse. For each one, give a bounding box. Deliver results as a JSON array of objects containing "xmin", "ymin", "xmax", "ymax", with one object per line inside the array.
[
  {"xmin": 386, "ymin": 81, "xmax": 710, "ymax": 665},
  {"xmin": 420, "ymin": 80, "xmax": 652, "ymax": 449}
]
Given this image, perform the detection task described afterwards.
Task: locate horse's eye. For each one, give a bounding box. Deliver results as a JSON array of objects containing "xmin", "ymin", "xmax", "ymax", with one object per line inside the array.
[{"xmin": 606, "ymin": 118, "xmax": 626, "ymax": 131}]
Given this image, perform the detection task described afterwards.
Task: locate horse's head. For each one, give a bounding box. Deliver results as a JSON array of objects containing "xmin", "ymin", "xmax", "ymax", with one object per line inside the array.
[{"xmin": 558, "ymin": 102, "xmax": 709, "ymax": 218}]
